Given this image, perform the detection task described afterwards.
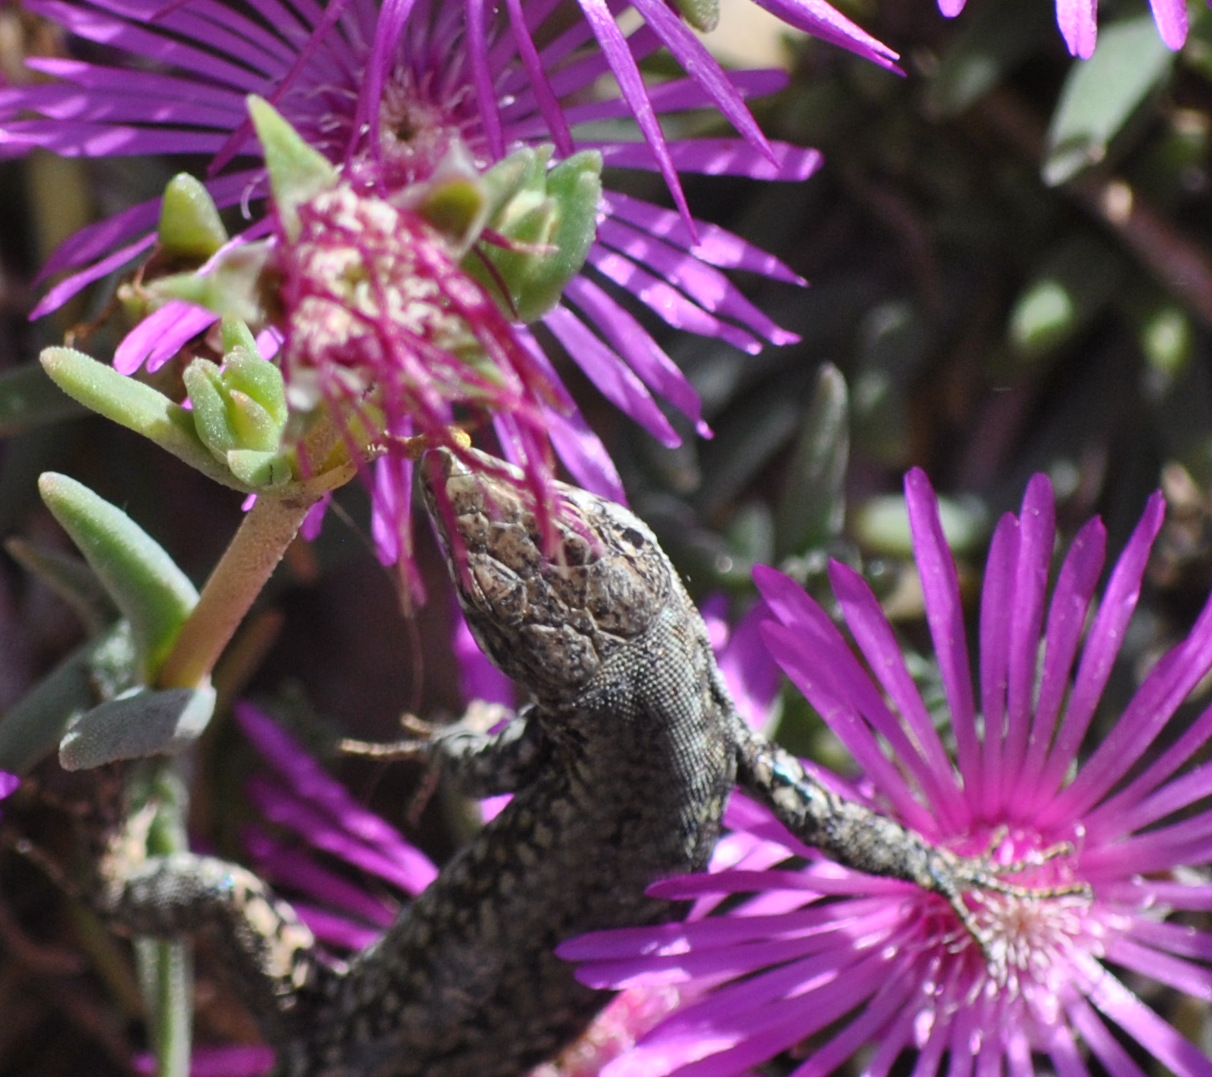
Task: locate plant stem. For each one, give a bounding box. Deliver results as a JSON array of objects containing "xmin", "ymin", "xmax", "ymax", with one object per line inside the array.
[{"xmin": 156, "ymin": 492, "xmax": 317, "ymax": 690}]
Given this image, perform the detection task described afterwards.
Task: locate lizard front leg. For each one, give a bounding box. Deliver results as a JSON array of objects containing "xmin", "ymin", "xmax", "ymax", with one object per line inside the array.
[
  {"xmin": 733, "ymin": 724, "xmax": 1088, "ymax": 949},
  {"xmin": 340, "ymin": 703, "xmax": 552, "ymax": 799}
]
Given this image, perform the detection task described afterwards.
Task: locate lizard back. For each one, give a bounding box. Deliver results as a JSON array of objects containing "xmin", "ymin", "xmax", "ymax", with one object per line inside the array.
[{"xmin": 296, "ymin": 448, "xmax": 738, "ymax": 1076}]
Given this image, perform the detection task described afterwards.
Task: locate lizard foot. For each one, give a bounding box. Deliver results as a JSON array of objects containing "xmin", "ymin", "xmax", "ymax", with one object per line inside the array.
[{"xmin": 927, "ymin": 840, "xmax": 1093, "ymax": 977}]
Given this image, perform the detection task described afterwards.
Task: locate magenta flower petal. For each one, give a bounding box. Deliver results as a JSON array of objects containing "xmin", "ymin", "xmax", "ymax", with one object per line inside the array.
[
  {"xmin": 905, "ymin": 468, "xmax": 982, "ymax": 784},
  {"xmin": 713, "ymin": 600, "xmax": 781, "ymax": 732},
  {"xmin": 754, "ymin": 0, "xmax": 899, "ymax": 68},
  {"xmin": 0, "ymin": 772, "xmax": 18, "ymax": 799},
  {"xmin": 977, "ymin": 512, "xmax": 1017, "ymax": 820},
  {"xmin": 1055, "ymin": 0, "xmax": 1099, "ymax": 58},
  {"xmin": 759, "ymin": 618, "xmax": 933, "ymax": 834},
  {"xmin": 1150, "ymin": 0, "xmax": 1189, "ymax": 49},
  {"xmin": 452, "ymin": 601, "xmax": 515, "ymax": 707},
  {"xmin": 1000, "ymin": 475, "xmax": 1054, "ymax": 807},
  {"xmin": 1017, "ymin": 516, "xmax": 1106, "ymax": 798},
  {"xmin": 826, "ymin": 560, "xmax": 965, "ymax": 830},
  {"xmin": 1034, "ymin": 493, "xmax": 1164, "ymax": 804},
  {"xmin": 236, "ymin": 704, "xmax": 438, "ymax": 893},
  {"xmin": 132, "ymin": 1044, "xmax": 274, "ymax": 1077},
  {"xmin": 114, "ymin": 301, "xmax": 219, "ymax": 375},
  {"xmin": 241, "ymin": 826, "xmax": 397, "ymax": 929}
]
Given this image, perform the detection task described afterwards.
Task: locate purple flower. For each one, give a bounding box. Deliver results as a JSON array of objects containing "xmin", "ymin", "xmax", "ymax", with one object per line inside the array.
[
  {"xmin": 0, "ymin": 0, "xmax": 820, "ymax": 496},
  {"xmin": 566, "ymin": 470, "xmax": 1212, "ymax": 1077}
]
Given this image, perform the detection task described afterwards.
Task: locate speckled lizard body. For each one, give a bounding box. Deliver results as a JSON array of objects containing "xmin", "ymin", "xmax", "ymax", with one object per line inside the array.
[{"xmin": 107, "ymin": 447, "xmax": 1054, "ymax": 1076}]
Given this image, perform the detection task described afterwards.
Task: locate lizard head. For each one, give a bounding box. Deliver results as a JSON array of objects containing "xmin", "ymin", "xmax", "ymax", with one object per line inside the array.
[{"xmin": 419, "ymin": 446, "xmax": 675, "ymax": 707}]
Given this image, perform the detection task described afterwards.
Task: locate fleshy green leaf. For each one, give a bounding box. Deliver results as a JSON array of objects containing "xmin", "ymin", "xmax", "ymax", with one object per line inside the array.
[
  {"xmin": 1008, "ymin": 236, "xmax": 1124, "ymax": 360},
  {"xmin": 674, "ymin": 0, "xmax": 719, "ymax": 31},
  {"xmin": 1139, "ymin": 300, "xmax": 1193, "ymax": 380},
  {"xmin": 4, "ymin": 537, "xmax": 115, "ymax": 635},
  {"xmin": 471, "ymin": 147, "xmax": 603, "ymax": 322},
  {"xmin": 926, "ymin": 0, "xmax": 1054, "ymax": 118},
  {"xmin": 40, "ymin": 347, "xmax": 248, "ymax": 490},
  {"xmin": 1043, "ymin": 13, "xmax": 1174, "ymax": 186},
  {"xmin": 0, "ymin": 622, "xmax": 136, "ymax": 774},
  {"xmin": 58, "ymin": 684, "xmax": 216, "ymax": 770},
  {"xmin": 38, "ymin": 474, "xmax": 199, "ymax": 679},
  {"xmin": 150, "ymin": 243, "xmax": 273, "ymax": 328},
  {"xmin": 855, "ymin": 492, "xmax": 988, "ymax": 558}
]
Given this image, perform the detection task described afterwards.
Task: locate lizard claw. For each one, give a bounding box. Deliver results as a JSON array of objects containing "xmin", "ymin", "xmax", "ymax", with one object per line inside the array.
[{"xmin": 927, "ymin": 843, "xmax": 1093, "ymax": 969}]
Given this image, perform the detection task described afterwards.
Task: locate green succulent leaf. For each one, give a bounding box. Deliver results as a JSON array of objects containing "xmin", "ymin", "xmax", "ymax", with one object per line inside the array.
[
  {"xmin": 775, "ymin": 364, "xmax": 849, "ymax": 559},
  {"xmin": 248, "ymin": 94, "xmax": 338, "ymax": 240},
  {"xmin": 1043, "ymin": 13, "xmax": 1174, "ymax": 186},
  {"xmin": 0, "ymin": 362, "xmax": 84, "ymax": 436},
  {"xmin": 854, "ymin": 493, "xmax": 988, "ymax": 558},
  {"xmin": 4, "ymin": 537, "xmax": 116, "ymax": 635},
  {"xmin": 58, "ymin": 684, "xmax": 217, "ymax": 770},
  {"xmin": 0, "ymin": 622, "xmax": 136, "ymax": 775},
  {"xmin": 38, "ymin": 473, "xmax": 199, "ymax": 680},
  {"xmin": 149, "ymin": 242, "xmax": 273, "ymax": 328},
  {"xmin": 926, "ymin": 0, "xmax": 1054, "ymax": 118},
  {"xmin": 1008, "ymin": 236, "xmax": 1124, "ymax": 361},
  {"xmin": 470, "ymin": 146, "xmax": 603, "ymax": 322},
  {"xmin": 674, "ymin": 0, "xmax": 719, "ymax": 31},
  {"xmin": 39, "ymin": 347, "xmax": 248, "ymax": 490}
]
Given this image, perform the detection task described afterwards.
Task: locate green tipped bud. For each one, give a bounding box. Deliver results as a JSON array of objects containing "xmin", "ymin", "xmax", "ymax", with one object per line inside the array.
[
  {"xmin": 469, "ymin": 146, "xmax": 602, "ymax": 323},
  {"xmin": 183, "ymin": 341, "xmax": 291, "ymax": 489},
  {"xmin": 158, "ymin": 174, "xmax": 229, "ymax": 261},
  {"xmin": 220, "ymin": 317, "xmax": 259, "ymax": 355},
  {"xmin": 184, "ymin": 348, "xmax": 289, "ymax": 486},
  {"xmin": 674, "ymin": 0, "xmax": 719, "ymax": 31},
  {"xmin": 247, "ymin": 95, "xmax": 338, "ymax": 240}
]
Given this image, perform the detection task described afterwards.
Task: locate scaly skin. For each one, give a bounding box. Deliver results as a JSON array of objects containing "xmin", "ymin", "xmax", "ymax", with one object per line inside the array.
[{"xmin": 107, "ymin": 447, "xmax": 1070, "ymax": 1076}]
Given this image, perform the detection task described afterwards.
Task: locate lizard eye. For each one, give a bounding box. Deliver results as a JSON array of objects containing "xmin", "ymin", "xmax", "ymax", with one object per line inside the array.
[{"xmin": 620, "ymin": 527, "xmax": 646, "ymax": 548}]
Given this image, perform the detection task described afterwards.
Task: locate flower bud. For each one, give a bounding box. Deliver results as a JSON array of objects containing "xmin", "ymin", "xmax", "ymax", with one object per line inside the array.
[
  {"xmin": 158, "ymin": 173, "xmax": 229, "ymax": 261},
  {"xmin": 470, "ymin": 146, "xmax": 602, "ymax": 323}
]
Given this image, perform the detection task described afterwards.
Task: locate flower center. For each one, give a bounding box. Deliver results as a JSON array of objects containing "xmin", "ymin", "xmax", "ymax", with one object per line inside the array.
[
  {"xmin": 945, "ymin": 827, "xmax": 1100, "ymax": 998},
  {"xmin": 377, "ymin": 73, "xmax": 470, "ymax": 189},
  {"xmin": 282, "ymin": 186, "xmax": 473, "ymax": 403}
]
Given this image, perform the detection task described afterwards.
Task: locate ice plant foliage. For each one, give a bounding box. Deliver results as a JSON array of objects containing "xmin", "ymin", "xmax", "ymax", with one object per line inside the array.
[{"xmin": 567, "ymin": 470, "xmax": 1212, "ymax": 1077}]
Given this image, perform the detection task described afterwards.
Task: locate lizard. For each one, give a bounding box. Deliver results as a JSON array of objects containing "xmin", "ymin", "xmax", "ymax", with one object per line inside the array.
[{"xmin": 103, "ymin": 445, "xmax": 1077, "ymax": 1077}]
